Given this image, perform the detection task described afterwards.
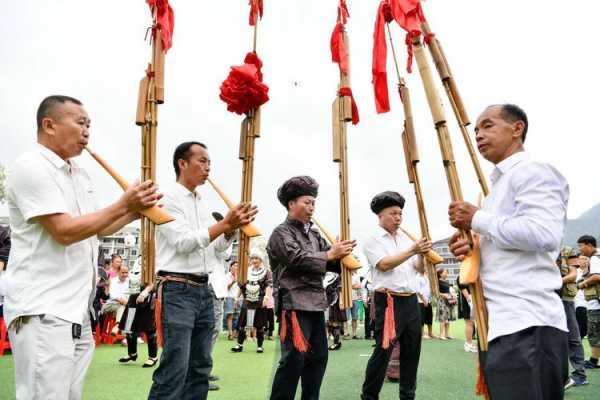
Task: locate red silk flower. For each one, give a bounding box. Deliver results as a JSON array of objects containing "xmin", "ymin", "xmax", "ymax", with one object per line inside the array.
[
  {"xmin": 219, "ymin": 52, "xmax": 269, "ymax": 115},
  {"xmin": 147, "ymin": 0, "xmax": 175, "ymax": 52},
  {"xmin": 249, "ymin": 0, "xmax": 263, "ymax": 26}
]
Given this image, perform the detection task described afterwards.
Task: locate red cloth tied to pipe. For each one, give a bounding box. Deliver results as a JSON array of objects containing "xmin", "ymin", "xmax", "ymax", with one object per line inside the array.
[
  {"xmin": 219, "ymin": 52, "xmax": 269, "ymax": 115},
  {"xmin": 388, "ymin": 0, "xmax": 426, "ymax": 72},
  {"xmin": 147, "ymin": 0, "xmax": 175, "ymax": 52},
  {"xmin": 382, "ymin": 293, "xmax": 396, "ymax": 349},
  {"xmin": 337, "ymin": 0, "xmax": 350, "ymax": 24},
  {"xmin": 249, "ymin": 0, "xmax": 263, "ymax": 26},
  {"xmin": 330, "ymin": 22, "xmax": 349, "ymax": 75},
  {"xmin": 404, "ymin": 30, "xmax": 421, "ymax": 73},
  {"xmin": 279, "ymin": 310, "xmax": 309, "ymax": 353},
  {"xmin": 338, "ymin": 87, "xmax": 360, "ymax": 125},
  {"xmin": 372, "ymin": 1, "xmax": 394, "ymax": 114}
]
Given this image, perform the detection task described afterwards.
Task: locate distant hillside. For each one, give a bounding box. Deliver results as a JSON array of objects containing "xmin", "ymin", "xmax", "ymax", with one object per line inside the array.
[{"xmin": 564, "ymin": 203, "xmax": 600, "ymax": 246}]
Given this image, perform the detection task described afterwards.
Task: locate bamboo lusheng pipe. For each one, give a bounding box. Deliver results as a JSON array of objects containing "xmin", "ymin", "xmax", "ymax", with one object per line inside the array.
[
  {"xmin": 312, "ymin": 218, "xmax": 361, "ymax": 270},
  {"xmin": 332, "ymin": 26, "xmax": 355, "ymax": 310},
  {"xmin": 421, "ymin": 22, "xmax": 489, "ymax": 197},
  {"xmin": 385, "ymin": 24, "xmax": 441, "ymax": 297},
  {"xmin": 411, "ymin": 32, "xmax": 490, "ymax": 357},
  {"xmin": 83, "ymin": 147, "xmax": 173, "ymax": 225},
  {"xmin": 205, "ymin": 178, "xmax": 261, "ymax": 238}
]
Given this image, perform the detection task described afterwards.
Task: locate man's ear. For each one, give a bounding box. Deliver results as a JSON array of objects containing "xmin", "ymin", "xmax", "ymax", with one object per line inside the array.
[
  {"xmin": 512, "ymin": 120, "xmax": 525, "ymax": 141},
  {"xmin": 177, "ymin": 158, "xmax": 188, "ymax": 173},
  {"xmin": 40, "ymin": 117, "xmax": 56, "ymax": 137}
]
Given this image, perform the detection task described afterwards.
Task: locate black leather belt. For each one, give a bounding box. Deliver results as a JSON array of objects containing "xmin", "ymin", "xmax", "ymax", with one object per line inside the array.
[{"xmin": 157, "ymin": 270, "xmax": 209, "ymax": 284}]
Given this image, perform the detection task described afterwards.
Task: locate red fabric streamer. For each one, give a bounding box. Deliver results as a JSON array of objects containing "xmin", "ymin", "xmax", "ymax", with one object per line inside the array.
[
  {"xmin": 372, "ymin": 1, "xmax": 394, "ymax": 114},
  {"xmin": 404, "ymin": 30, "xmax": 421, "ymax": 73},
  {"xmin": 382, "ymin": 293, "xmax": 396, "ymax": 349},
  {"xmin": 279, "ymin": 310, "xmax": 309, "ymax": 353},
  {"xmin": 338, "ymin": 87, "xmax": 360, "ymax": 125},
  {"xmin": 387, "ymin": 0, "xmax": 427, "ymax": 72},
  {"xmin": 219, "ymin": 52, "xmax": 269, "ymax": 115},
  {"xmin": 337, "ymin": 0, "xmax": 349, "ymax": 24},
  {"xmin": 154, "ymin": 293, "xmax": 163, "ymax": 347},
  {"xmin": 249, "ymin": 0, "xmax": 263, "ymax": 26},
  {"xmin": 476, "ymin": 358, "xmax": 489, "ymax": 396},
  {"xmin": 330, "ymin": 22, "xmax": 349, "ymax": 75},
  {"xmin": 147, "ymin": 0, "xmax": 175, "ymax": 52}
]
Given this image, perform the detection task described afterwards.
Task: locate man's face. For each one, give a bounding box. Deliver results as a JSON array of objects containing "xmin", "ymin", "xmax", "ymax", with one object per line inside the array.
[
  {"xmin": 474, "ymin": 106, "xmax": 524, "ymax": 164},
  {"xmin": 288, "ymin": 196, "xmax": 316, "ymax": 223},
  {"xmin": 179, "ymin": 144, "xmax": 211, "ymax": 187},
  {"xmin": 578, "ymin": 243, "xmax": 595, "ymax": 257},
  {"xmin": 378, "ymin": 206, "xmax": 403, "ymax": 232},
  {"xmin": 118, "ymin": 267, "xmax": 129, "ymax": 282},
  {"xmin": 41, "ymin": 101, "xmax": 90, "ymax": 159}
]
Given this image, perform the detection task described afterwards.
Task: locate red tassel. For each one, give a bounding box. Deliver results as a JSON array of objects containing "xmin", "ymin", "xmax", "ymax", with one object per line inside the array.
[
  {"xmin": 249, "ymin": 0, "xmax": 263, "ymax": 26},
  {"xmin": 147, "ymin": 0, "xmax": 175, "ymax": 52},
  {"xmin": 338, "ymin": 87, "xmax": 360, "ymax": 125},
  {"xmin": 337, "ymin": 0, "xmax": 349, "ymax": 25},
  {"xmin": 279, "ymin": 310, "xmax": 288, "ymax": 344},
  {"xmin": 290, "ymin": 311, "xmax": 310, "ymax": 353},
  {"xmin": 475, "ymin": 358, "xmax": 489, "ymax": 397},
  {"xmin": 382, "ymin": 293, "xmax": 396, "ymax": 349},
  {"xmin": 154, "ymin": 295, "xmax": 163, "ymax": 347},
  {"xmin": 372, "ymin": 1, "xmax": 392, "ymax": 114}
]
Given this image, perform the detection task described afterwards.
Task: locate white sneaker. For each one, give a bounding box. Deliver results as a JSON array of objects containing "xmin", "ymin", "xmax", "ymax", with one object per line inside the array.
[
  {"xmin": 137, "ymin": 337, "xmax": 145, "ymax": 344},
  {"xmin": 464, "ymin": 342, "xmax": 477, "ymax": 353}
]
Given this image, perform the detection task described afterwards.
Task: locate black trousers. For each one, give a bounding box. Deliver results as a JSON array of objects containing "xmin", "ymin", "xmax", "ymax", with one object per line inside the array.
[
  {"xmin": 481, "ymin": 326, "xmax": 568, "ymax": 400},
  {"xmin": 361, "ymin": 293, "xmax": 422, "ymax": 400},
  {"xmin": 576, "ymin": 306, "xmax": 588, "ymax": 339},
  {"xmin": 270, "ymin": 310, "xmax": 328, "ymax": 400}
]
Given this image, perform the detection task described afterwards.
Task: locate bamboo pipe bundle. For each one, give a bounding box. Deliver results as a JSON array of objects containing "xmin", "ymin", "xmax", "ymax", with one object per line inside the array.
[
  {"xmin": 410, "ymin": 35, "xmax": 489, "ymax": 354},
  {"xmin": 235, "ymin": 11, "xmax": 263, "ymax": 286},
  {"xmin": 421, "ymin": 22, "xmax": 489, "ymax": 197},
  {"xmin": 331, "ymin": 27, "xmax": 355, "ymax": 310}
]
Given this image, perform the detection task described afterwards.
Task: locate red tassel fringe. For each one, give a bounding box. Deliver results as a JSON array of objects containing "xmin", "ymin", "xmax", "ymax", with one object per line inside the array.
[
  {"xmin": 476, "ymin": 360, "xmax": 489, "ymax": 397},
  {"xmin": 154, "ymin": 296, "xmax": 163, "ymax": 347},
  {"xmin": 382, "ymin": 293, "xmax": 396, "ymax": 349},
  {"xmin": 279, "ymin": 310, "xmax": 309, "ymax": 353}
]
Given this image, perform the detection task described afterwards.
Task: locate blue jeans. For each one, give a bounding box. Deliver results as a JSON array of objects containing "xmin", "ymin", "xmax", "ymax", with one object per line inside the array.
[{"xmin": 148, "ymin": 281, "xmax": 215, "ymax": 400}]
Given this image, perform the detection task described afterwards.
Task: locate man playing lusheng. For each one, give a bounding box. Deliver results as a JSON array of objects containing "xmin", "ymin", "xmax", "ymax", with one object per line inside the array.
[
  {"xmin": 268, "ymin": 176, "xmax": 355, "ymax": 400},
  {"xmin": 5, "ymin": 95, "xmax": 160, "ymax": 400},
  {"xmin": 449, "ymin": 104, "xmax": 569, "ymax": 400},
  {"xmin": 361, "ymin": 191, "xmax": 431, "ymax": 400}
]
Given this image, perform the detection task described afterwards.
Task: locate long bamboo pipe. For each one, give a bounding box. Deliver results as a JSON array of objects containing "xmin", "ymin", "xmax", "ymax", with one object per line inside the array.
[
  {"xmin": 206, "ymin": 178, "xmax": 260, "ymax": 238},
  {"xmin": 312, "ymin": 218, "xmax": 361, "ymax": 271},
  {"xmin": 84, "ymin": 147, "xmax": 173, "ymax": 225}
]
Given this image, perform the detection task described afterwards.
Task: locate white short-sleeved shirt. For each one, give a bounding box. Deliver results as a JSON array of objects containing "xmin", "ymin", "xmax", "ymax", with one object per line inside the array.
[
  {"xmin": 574, "ymin": 268, "xmax": 587, "ymax": 309},
  {"xmin": 586, "ymin": 254, "xmax": 600, "ymax": 311},
  {"xmin": 363, "ymin": 226, "xmax": 419, "ymax": 293},
  {"xmin": 225, "ymin": 272, "xmax": 239, "ymax": 299},
  {"xmin": 416, "ymin": 274, "xmax": 431, "ymax": 303},
  {"xmin": 3, "ymin": 144, "xmax": 98, "ymax": 327},
  {"xmin": 107, "ymin": 277, "xmax": 129, "ymax": 304}
]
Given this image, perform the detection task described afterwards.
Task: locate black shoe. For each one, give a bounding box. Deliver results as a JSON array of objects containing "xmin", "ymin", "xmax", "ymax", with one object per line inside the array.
[
  {"xmin": 231, "ymin": 344, "xmax": 243, "ymax": 353},
  {"xmin": 119, "ymin": 354, "xmax": 138, "ymax": 363},
  {"xmin": 583, "ymin": 360, "xmax": 599, "ymax": 369},
  {"xmin": 209, "ymin": 375, "xmax": 219, "ymax": 381},
  {"xmin": 142, "ymin": 357, "xmax": 158, "ymax": 368},
  {"xmin": 328, "ymin": 342, "xmax": 342, "ymax": 351},
  {"xmin": 209, "ymin": 383, "xmax": 220, "ymax": 391}
]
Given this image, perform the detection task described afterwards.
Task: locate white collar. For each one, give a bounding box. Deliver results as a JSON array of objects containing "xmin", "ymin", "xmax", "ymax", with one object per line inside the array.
[
  {"xmin": 37, "ymin": 143, "xmax": 78, "ymax": 171},
  {"xmin": 490, "ymin": 151, "xmax": 528, "ymax": 183}
]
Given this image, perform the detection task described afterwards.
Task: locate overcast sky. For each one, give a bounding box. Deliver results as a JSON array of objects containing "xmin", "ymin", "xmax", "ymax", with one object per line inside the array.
[{"xmin": 1, "ymin": 1, "xmax": 599, "ymax": 260}]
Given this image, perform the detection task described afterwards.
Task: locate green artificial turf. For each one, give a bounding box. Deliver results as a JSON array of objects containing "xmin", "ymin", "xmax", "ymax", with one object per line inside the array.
[{"xmin": 0, "ymin": 321, "xmax": 598, "ymax": 399}]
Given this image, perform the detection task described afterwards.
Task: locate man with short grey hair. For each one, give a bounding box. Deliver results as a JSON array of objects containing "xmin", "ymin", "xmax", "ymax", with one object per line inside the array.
[{"xmin": 5, "ymin": 95, "xmax": 160, "ymax": 399}]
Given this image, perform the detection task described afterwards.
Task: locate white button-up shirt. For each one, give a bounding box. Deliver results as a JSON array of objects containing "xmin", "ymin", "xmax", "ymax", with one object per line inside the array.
[
  {"xmin": 416, "ymin": 274, "xmax": 431, "ymax": 303},
  {"xmin": 156, "ymin": 182, "xmax": 232, "ymax": 275},
  {"xmin": 472, "ymin": 151, "xmax": 568, "ymax": 342},
  {"xmin": 363, "ymin": 226, "xmax": 419, "ymax": 293},
  {"xmin": 4, "ymin": 144, "xmax": 98, "ymax": 327},
  {"xmin": 208, "ymin": 245, "xmax": 230, "ymax": 299}
]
